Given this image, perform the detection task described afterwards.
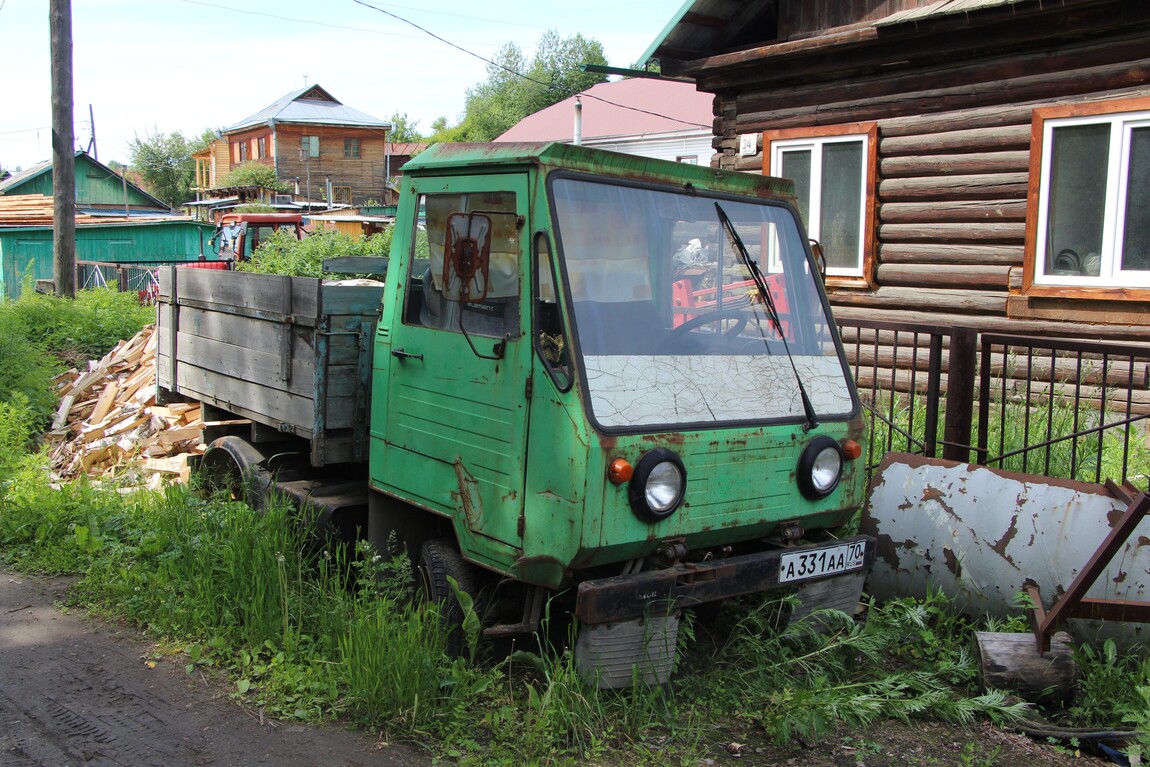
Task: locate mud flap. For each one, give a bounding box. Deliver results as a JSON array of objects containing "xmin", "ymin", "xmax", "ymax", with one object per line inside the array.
[
  {"xmin": 789, "ymin": 570, "xmax": 867, "ymax": 627},
  {"xmin": 574, "ymin": 614, "xmax": 680, "ymax": 689}
]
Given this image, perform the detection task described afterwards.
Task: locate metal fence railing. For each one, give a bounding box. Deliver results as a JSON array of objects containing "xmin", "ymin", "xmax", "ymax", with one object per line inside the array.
[{"xmin": 836, "ymin": 318, "xmax": 1150, "ymax": 492}]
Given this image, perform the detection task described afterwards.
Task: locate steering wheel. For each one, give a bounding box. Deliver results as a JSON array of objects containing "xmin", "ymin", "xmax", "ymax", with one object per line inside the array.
[{"xmin": 664, "ymin": 309, "xmax": 748, "ymax": 351}]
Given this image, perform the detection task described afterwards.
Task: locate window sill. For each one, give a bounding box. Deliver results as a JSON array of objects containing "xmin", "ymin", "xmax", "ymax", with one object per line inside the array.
[
  {"xmin": 825, "ymin": 276, "xmax": 873, "ymax": 291},
  {"xmin": 1007, "ymin": 294, "xmax": 1150, "ymax": 325}
]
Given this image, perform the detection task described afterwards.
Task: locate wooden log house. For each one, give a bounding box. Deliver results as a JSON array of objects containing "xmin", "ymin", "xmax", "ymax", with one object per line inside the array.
[
  {"xmin": 207, "ymin": 84, "xmax": 394, "ymax": 207},
  {"xmin": 644, "ymin": 0, "xmax": 1150, "ymax": 343}
]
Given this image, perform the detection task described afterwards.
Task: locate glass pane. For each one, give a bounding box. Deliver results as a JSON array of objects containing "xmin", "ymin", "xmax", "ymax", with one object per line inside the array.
[
  {"xmin": 1045, "ymin": 124, "xmax": 1109, "ymax": 277},
  {"xmin": 820, "ymin": 141, "xmax": 863, "ymax": 272},
  {"xmin": 1121, "ymin": 126, "xmax": 1150, "ymax": 272},
  {"xmin": 551, "ymin": 177, "xmax": 855, "ymax": 430},
  {"xmin": 779, "ymin": 149, "xmax": 812, "ymax": 228}
]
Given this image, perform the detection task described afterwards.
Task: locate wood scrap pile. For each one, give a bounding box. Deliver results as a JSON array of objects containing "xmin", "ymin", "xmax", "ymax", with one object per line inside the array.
[{"xmin": 46, "ymin": 325, "xmax": 206, "ymax": 487}]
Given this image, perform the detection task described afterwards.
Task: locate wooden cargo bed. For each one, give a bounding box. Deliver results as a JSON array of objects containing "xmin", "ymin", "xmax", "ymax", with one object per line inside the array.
[{"xmin": 156, "ymin": 266, "xmax": 384, "ymax": 466}]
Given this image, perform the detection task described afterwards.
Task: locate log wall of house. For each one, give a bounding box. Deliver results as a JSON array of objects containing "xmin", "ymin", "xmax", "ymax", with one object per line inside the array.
[
  {"xmin": 274, "ymin": 125, "xmax": 391, "ymax": 205},
  {"xmin": 777, "ymin": 0, "xmax": 926, "ymax": 38},
  {"xmin": 708, "ymin": 24, "xmax": 1150, "ymax": 342}
]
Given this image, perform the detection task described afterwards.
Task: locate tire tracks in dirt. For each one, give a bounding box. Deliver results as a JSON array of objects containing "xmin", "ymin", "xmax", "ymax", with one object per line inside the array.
[{"xmin": 0, "ymin": 571, "xmax": 425, "ymax": 767}]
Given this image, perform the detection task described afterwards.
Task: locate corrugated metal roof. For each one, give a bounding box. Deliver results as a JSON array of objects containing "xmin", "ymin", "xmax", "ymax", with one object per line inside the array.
[
  {"xmin": 495, "ymin": 78, "xmax": 712, "ymax": 143},
  {"xmin": 878, "ymin": 0, "xmax": 1026, "ymax": 26},
  {"xmin": 0, "ymin": 158, "xmax": 52, "ymax": 194},
  {"xmin": 226, "ymin": 84, "xmax": 391, "ymax": 133}
]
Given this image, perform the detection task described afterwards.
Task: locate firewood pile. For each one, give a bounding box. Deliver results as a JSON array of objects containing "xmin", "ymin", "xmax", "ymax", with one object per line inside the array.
[{"xmin": 46, "ymin": 325, "xmax": 206, "ymax": 487}]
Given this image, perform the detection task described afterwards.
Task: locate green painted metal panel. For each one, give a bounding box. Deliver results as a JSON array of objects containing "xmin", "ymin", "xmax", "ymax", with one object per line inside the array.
[
  {"xmin": 0, "ymin": 220, "xmax": 214, "ymax": 299},
  {"xmin": 378, "ymin": 173, "xmax": 533, "ymax": 562}
]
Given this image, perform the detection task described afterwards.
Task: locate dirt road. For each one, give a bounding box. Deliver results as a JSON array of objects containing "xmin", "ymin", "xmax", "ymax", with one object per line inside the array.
[{"xmin": 0, "ymin": 571, "xmax": 426, "ymax": 767}]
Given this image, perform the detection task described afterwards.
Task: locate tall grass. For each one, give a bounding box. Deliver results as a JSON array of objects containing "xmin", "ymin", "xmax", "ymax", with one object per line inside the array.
[{"xmin": 864, "ymin": 389, "xmax": 1150, "ymax": 487}]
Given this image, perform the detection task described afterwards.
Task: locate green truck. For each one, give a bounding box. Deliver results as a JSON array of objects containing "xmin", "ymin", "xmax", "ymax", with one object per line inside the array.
[{"xmin": 157, "ymin": 142, "xmax": 874, "ymax": 687}]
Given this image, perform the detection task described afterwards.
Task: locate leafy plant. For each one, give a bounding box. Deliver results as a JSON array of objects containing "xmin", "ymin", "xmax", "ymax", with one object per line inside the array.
[
  {"xmin": 236, "ymin": 227, "xmax": 392, "ymax": 278},
  {"xmin": 220, "ymin": 161, "xmax": 289, "ymax": 192}
]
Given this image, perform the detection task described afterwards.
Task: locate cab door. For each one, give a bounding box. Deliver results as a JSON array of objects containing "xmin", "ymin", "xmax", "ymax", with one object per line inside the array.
[{"xmin": 380, "ymin": 175, "xmax": 531, "ymax": 551}]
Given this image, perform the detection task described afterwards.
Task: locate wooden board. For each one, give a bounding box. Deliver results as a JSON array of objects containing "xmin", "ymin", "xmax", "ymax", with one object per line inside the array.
[{"xmin": 156, "ymin": 266, "xmax": 383, "ymax": 465}]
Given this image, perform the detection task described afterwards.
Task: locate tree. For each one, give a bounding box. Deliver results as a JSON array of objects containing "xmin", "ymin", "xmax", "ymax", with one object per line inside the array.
[
  {"xmin": 220, "ymin": 162, "xmax": 288, "ymax": 191},
  {"xmin": 128, "ymin": 129, "xmax": 209, "ymax": 207},
  {"xmin": 387, "ymin": 112, "xmax": 423, "ymax": 143},
  {"xmin": 448, "ymin": 31, "xmax": 609, "ymax": 143}
]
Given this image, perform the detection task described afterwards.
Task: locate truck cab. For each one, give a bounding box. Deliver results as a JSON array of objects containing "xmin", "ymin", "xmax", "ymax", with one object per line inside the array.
[
  {"xmin": 369, "ymin": 143, "xmax": 873, "ymax": 686},
  {"xmin": 212, "ymin": 212, "xmax": 304, "ymax": 263}
]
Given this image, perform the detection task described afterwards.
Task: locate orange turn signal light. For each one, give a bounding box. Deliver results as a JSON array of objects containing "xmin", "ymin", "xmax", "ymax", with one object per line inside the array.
[
  {"xmin": 607, "ymin": 458, "xmax": 634, "ymax": 484},
  {"xmin": 842, "ymin": 439, "xmax": 862, "ymax": 460}
]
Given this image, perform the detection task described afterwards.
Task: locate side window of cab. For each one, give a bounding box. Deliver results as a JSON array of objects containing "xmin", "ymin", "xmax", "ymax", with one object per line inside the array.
[{"xmin": 402, "ymin": 191, "xmax": 521, "ymax": 339}]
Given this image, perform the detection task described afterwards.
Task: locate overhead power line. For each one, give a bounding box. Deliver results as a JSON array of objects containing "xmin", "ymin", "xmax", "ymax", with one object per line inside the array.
[{"xmin": 350, "ymin": 0, "xmax": 710, "ymax": 131}]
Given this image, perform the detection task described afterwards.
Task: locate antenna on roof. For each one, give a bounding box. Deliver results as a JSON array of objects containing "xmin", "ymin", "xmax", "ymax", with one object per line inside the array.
[{"xmin": 303, "ymin": 74, "xmax": 309, "ymax": 86}]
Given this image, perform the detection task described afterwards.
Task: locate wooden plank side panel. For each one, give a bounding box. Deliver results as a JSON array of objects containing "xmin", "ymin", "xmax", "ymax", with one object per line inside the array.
[
  {"xmin": 173, "ymin": 365, "xmax": 362, "ymax": 433},
  {"xmin": 174, "ymin": 364, "xmax": 316, "ymax": 431},
  {"xmin": 319, "ymin": 283, "xmax": 386, "ymax": 317},
  {"xmin": 173, "ymin": 267, "xmax": 321, "ymax": 321}
]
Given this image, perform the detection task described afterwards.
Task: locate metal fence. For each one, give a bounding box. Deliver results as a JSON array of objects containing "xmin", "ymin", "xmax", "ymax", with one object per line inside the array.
[{"xmin": 836, "ymin": 318, "xmax": 1150, "ymax": 491}]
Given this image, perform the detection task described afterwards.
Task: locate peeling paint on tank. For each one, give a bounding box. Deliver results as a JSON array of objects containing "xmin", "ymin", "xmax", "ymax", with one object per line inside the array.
[
  {"xmin": 864, "ymin": 453, "xmax": 1150, "ymax": 648},
  {"xmin": 943, "ymin": 547, "xmax": 962, "ymax": 578}
]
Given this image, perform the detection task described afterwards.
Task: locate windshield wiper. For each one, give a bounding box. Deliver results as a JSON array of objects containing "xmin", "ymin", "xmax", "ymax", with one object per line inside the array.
[{"xmin": 714, "ymin": 202, "xmax": 819, "ymax": 432}]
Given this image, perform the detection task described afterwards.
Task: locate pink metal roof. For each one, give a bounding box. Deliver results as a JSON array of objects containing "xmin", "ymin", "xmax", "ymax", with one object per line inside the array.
[{"xmin": 496, "ymin": 78, "xmax": 713, "ymax": 142}]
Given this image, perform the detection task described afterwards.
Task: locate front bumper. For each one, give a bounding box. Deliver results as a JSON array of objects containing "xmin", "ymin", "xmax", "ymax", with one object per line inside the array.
[{"xmin": 574, "ymin": 534, "xmax": 875, "ymax": 625}]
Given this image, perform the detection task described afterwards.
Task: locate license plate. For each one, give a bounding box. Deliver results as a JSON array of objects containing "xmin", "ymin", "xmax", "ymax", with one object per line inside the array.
[{"xmin": 779, "ymin": 541, "xmax": 867, "ymax": 584}]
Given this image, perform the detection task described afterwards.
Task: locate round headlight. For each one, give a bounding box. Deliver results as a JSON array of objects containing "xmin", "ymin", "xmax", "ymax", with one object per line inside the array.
[
  {"xmin": 797, "ymin": 436, "xmax": 844, "ymax": 500},
  {"xmin": 629, "ymin": 448, "xmax": 686, "ymax": 522}
]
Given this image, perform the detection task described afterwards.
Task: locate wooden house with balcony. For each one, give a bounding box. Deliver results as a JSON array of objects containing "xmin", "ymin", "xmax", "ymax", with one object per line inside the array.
[
  {"xmin": 197, "ymin": 84, "xmax": 393, "ymax": 207},
  {"xmin": 642, "ymin": 0, "xmax": 1150, "ymax": 343}
]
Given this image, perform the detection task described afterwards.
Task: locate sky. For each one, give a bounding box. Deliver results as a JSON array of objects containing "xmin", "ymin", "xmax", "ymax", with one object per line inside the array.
[{"xmin": 0, "ymin": 0, "xmax": 683, "ymax": 172}]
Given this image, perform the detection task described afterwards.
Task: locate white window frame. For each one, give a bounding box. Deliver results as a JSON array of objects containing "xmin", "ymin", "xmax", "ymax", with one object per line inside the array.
[
  {"xmin": 768, "ymin": 132, "xmax": 870, "ymax": 280},
  {"xmin": 1033, "ymin": 109, "xmax": 1150, "ymax": 289}
]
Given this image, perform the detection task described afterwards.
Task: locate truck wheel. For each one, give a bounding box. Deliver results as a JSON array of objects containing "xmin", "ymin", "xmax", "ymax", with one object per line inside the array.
[
  {"xmin": 197, "ymin": 436, "xmax": 271, "ymax": 509},
  {"xmin": 418, "ymin": 538, "xmax": 479, "ymax": 658}
]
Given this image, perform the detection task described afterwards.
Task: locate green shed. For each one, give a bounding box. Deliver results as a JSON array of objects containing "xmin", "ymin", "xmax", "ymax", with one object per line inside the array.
[
  {"xmin": 0, "ymin": 219, "xmax": 215, "ymax": 300},
  {"xmin": 0, "ymin": 150, "xmax": 169, "ymax": 212}
]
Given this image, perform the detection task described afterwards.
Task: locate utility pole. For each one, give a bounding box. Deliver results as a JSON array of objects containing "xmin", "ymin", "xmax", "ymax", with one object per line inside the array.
[
  {"xmin": 50, "ymin": 0, "xmax": 76, "ymax": 298},
  {"xmin": 87, "ymin": 103, "xmax": 97, "ymax": 161}
]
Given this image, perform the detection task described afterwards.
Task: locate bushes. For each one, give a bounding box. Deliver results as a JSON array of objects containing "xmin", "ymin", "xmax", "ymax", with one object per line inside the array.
[
  {"xmin": 0, "ymin": 288, "xmax": 152, "ymax": 432},
  {"xmin": 237, "ymin": 227, "xmax": 392, "ymax": 278}
]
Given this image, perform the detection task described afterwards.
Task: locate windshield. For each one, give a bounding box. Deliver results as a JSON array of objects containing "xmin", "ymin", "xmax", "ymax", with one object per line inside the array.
[{"xmin": 551, "ymin": 176, "xmax": 856, "ymax": 430}]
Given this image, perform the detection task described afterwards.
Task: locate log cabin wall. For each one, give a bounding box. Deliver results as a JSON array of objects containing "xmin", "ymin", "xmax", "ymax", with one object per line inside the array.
[
  {"xmin": 777, "ymin": 0, "xmax": 927, "ymax": 39},
  {"xmin": 694, "ymin": 3, "xmax": 1150, "ymax": 344}
]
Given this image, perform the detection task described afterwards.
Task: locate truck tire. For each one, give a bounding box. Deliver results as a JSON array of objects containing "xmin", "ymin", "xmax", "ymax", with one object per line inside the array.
[
  {"xmin": 418, "ymin": 538, "xmax": 478, "ymax": 658},
  {"xmin": 197, "ymin": 436, "xmax": 271, "ymax": 508}
]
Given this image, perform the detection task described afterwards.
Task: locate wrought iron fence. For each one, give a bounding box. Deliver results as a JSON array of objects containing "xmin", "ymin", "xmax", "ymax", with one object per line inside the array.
[
  {"xmin": 836, "ymin": 318, "xmax": 1150, "ymax": 491},
  {"xmin": 975, "ymin": 334, "xmax": 1150, "ymax": 489}
]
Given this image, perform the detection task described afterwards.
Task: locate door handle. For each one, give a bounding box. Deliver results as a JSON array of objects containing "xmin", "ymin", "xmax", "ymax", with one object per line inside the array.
[{"xmin": 391, "ymin": 347, "xmax": 424, "ymax": 361}]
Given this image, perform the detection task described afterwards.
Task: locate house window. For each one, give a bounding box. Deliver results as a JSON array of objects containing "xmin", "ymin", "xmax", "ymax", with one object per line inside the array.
[
  {"xmin": 238, "ymin": 141, "xmax": 248, "ymax": 162},
  {"xmin": 301, "ymin": 135, "xmax": 320, "ymax": 158},
  {"xmin": 1028, "ymin": 101, "xmax": 1150, "ymax": 294},
  {"xmin": 677, "ymin": 155, "xmax": 697, "ymax": 164},
  {"xmin": 344, "ymin": 138, "xmax": 361, "ymax": 159},
  {"xmin": 765, "ymin": 124, "xmax": 876, "ymax": 281},
  {"xmin": 332, "ymin": 186, "xmax": 352, "ymax": 205},
  {"xmin": 257, "ymin": 137, "xmax": 267, "ymax": 159}
]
